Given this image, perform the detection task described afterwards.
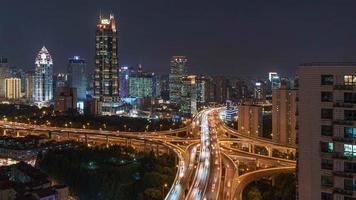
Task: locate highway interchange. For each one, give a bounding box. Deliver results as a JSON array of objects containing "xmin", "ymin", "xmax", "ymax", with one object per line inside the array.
[{"xmin": 0, "ymin": 107, "xmax": 296, "ymax": 200}]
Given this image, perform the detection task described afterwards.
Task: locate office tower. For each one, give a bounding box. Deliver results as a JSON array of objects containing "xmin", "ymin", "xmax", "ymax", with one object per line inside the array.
[
  {"xmin": 34, "ymin": 46, "xmax": 53, "ymax": 106},
  {"xmin": 25, "ymin": 71, "xmax": 35, "ymax": 101},
  {"xmin": 196, "ymin": 75, "xmax": 210, "ymax": 104},
  {"xmin": 225, "ymin": 100, "xmax": 237, "ymax": 122},
  {"xmin": 238, "ymin": 102, "xmax": 263, "ymax": 137},
  {"xmin": 269, "ymin": 72, "xmax": 281, "ymax": 90},
  {"xmin": 272, "ymin": 78, "xmax": 297, "ymax": 146},
  {"xmin": 67, "ymin": 56, "xmax": 87, "ymax": 101},
  {"xmin": 253, "ymin": 81, "xmax": 266, "ymax": 102},
  {"xmin": 181, "ymin": 75, "xmax": 197, "ymax": 115},
  {"xmin": 158, "ymin": 74, "xmax": 170, "ymax": 100},
  {"xmin": 211, "ymin": 76, "xmax": 228, "ymax": 103},
  {"xmin": 169, "ymin": 56, "xmax": 188, "ymax": 104},
  {"xmin": 55, "ymin": 73, "xmax": 67, "ymax": 88},
  {"xmin": 119, "ymin": 66, "xmax": 131, "ymax": 97},
  {"xmin": 297, "ymin": 63, "xmax": 356, "ymax": 200},
  {"xmin": 5, "ymin": 78, "xmax": 21, "ymax": 100},
  {"xmin": 0, "ymin": 57, "xmax": 9, "ymax": 98},
  {"xmin": 129, "ymin": 72, "xmax": 154, "ymax": 99},
  {"xmin": 94, "ymin": 14, "xmax": 119, "ymax": 103},
  {"xmin": 54, "ymin": 85, "xmax": 77, "ymax": 113}
]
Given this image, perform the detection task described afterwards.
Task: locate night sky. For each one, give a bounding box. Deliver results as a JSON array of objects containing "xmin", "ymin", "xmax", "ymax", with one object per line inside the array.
[{"xmin": 1, "ymin": 0, "xmax": 356, "ymax": 77}]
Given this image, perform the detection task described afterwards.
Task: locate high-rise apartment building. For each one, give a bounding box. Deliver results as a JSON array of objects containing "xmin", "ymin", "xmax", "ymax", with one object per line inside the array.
[
  {"xmin": 67, "ymin": 56, "xmax": 87, "ymax": 101},
  {"xmin": 238, "ymin": 102, "xmax": 263, "ymax": 137},
  {"xmin": 169, "ymin": 56, "xmax": 188, "ymax": 104},
  {"xmin": 94, "ymin": 14, "xmax": 119, "ymax": 103},
  {"xmin": 297, "ymin": 63, "xmax": 356, "ymax": 200},
  {"xmin": 34, "ymin": 46, "xmax": 53, "ymax": 106},
  {"xmin": 5, "ymin": 78, "xmax": 21, "ymax": 100},
  {"xmin": 272, "ymin": 78, "xmax": 297, "ymax": 146}
]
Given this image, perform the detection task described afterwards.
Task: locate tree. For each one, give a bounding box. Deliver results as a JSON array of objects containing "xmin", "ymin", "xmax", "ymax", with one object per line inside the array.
[{"xmin": 247, "ymin": 186, "xmax": 262, "ymax": 200}]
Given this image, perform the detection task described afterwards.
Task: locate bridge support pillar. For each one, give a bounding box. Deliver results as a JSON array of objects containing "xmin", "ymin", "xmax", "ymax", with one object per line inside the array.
[
  {"xmin": 267, "ymin": 147, "xmax": 272, "ymax": 157},
  {"xmin": 156, "ymin": 144, "xmax": 159, "ymax": 155},
  {"xmin": 3, "ymin": 129, "xmax": 6, "ymax": 136},
  {"xmin": 84, "ymin": 134, "xmax": 88, "ymax": 144},
  {"xmin": 67, "ymin": 132, "xmax": 70, "ymax": 139},
  {"xmin": 106, "ymin": 136, "xmax": 109, "ymax": 148},
  {"xmin": 16, "ymin": 131, "xmax": 20, "ymax": 137}
]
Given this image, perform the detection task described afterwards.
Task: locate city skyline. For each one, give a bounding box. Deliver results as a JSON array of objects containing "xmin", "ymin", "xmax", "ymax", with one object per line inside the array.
[{"xmin": 2, "ymin": 1, "xmax": 356, "ymax": 77}]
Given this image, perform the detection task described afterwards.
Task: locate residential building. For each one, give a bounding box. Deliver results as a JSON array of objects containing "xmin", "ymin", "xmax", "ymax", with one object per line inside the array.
[
  {"xmin": 0, "ymin": 57, "xmax": 9, "ymax": 98},
  {"xmin": 5, "ymin": 78, "xmax": 21, "ymax": 100},
  {"xmin": 297, "ymin": 63, "xmax": 356, "ymax": 200},
  {"xmin": 238, "ymin": 102, "xmax": 263, "ymax": 137},
  {"xmin": 25, "ymin": 71, "xmax": 35, "ymax": 102},
  {"xmin": 272, "ymin": 78, "xmax": 297, "ymax": 146}
]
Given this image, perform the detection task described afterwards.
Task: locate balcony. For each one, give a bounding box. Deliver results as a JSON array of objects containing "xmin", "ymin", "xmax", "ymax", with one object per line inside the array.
[
  {"xmin": 332, "ymin": 152, "xmax": 353, "ymax": 160},
  {"xmin": 333, "ymin": 120, "xmax": 354, "ymax": 126},
  {"xmin": 332, "ymin": 137, "xmax": 353, "ymax": 143},
  {"xmin": 333, "ymin": 171, "xmax": 353, "ymax": 178},
  {"xmin": 334, "ymin": 85, "xmax": 354, "ymax": 90},
  {"xmin": 333, "ymin": 188, "xmax": 353, "ymax": 195},
  {"xmin": 333, "ymin": 102, "xmax": 354, "ymax": 108}
]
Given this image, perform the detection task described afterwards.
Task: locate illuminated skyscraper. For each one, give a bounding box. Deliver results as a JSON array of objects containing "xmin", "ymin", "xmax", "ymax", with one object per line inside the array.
[
  {"xmin": 181, "ymin": 75, "xmax": 197, "ymax": 115},
  {"xmin": 119, "ymin": 66, "xmax": 131, "ymax": 97},
  {"xmin": 67, "ymin": 56, "xmax": 87, "ymax": 101},
  {"xmin": 169, "ymin": 56, "xmax": 187, "ymax": 104},
  {"xmin": 94, "ymin": 14, "xmax": 119, "ymax": 103},
  {"xmin": 34, "ymin": 46, "xmax": 53, "ymax": 106}
]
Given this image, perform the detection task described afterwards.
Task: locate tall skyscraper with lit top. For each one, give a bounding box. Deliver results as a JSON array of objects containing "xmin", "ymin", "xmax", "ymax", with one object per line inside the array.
[
  {"xmin": 169, "ymin": 56, "xmax": 187, "ymax": 104},
  {"xmin": 34, "ymin": 46, "xmax": 53, "ymax": 106},
  {"xmin": 94, "ymin": 14, "xmax": 119, "ymax": 106}
]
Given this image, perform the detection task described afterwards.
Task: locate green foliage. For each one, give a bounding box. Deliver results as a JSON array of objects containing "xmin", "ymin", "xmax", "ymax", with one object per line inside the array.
[
  {"xmin": 247, "ymin": 186, "xmax": 262, "ymax": 200},
  {"xmin": 36, "ymin": 145, "xmax": 176, "ymax": 200},
  {"xmin": 242, "ymin": 173, "xmax": 296, "ymax": 200}
]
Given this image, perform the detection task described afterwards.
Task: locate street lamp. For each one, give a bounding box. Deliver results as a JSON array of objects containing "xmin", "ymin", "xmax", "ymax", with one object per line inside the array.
[{"xmin": 162, "ymin": 183, "xmax": 168, "ymax": 196}]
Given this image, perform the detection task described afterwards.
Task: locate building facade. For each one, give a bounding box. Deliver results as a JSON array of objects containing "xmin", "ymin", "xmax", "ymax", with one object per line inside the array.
[
  {"xmin": 119, "ymin": 66, "xmax": 131, "ymax": 98},
  {"xmin": 272, "ymin": 79, "xmax": 297, "ymax": 146},
  {"xmin": 238, "ymin": 103, "xmax": 263, "ymax": 137},
  {"xmin": 181, "ymin": 75, "xmax": 197, "ymax": 115},
  {"xmin": 67, "ymin": 56, "xmax": 87, "ymax": 101},
  {"xmin": 25, "ymin": 71, "xmax": 35, "ymax": 101},
  {"xmin": 94, "ymin": 14, "xmax": 119, "ymax": 104},
  {"xmin": 0, "ymin": 57, "xmax": 9, "ymax": 98},
  {"xmin": 129, "ymin": 73, "xmax": 153, "ymax": 99},
  {"xmin": 297, "ymin": 64, "xmax": 356, "ymax": 200},
  {"xmin": 54, "ymin": 85, "xmax": 77, "ymax": 113},
  {"xmin": 34, "ymin": 47, "xmax": 53, "ymax": 106},
  {"xmin": 5, "ymin": 78, "xmax": 21, "ymax": 100},
  {"xmin": 169, "ymin": 56, "xmax": 188, "ymax": 104}
]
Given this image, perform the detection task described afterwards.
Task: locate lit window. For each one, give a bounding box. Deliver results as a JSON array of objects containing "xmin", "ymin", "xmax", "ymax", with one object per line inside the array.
[
  {"xmin": 321, "ymin": 142, "xmax": 334, "ymax": 153},
  {"xmin": 344, "ymin": 75, "xmax": 356, "ymax": 86},
  {"xmin": 345, "ymin": 127, "xmax": 356, "ymax": 138},
  {"xmin": 344, "ymin": 144, "xmax": 356, "ymax": 157}
]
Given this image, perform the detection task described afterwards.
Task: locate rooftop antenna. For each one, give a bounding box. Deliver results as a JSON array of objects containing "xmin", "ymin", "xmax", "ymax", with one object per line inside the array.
[{"xmin": 99, "ymin": 9, "xmax": 102, "ymax": 20}]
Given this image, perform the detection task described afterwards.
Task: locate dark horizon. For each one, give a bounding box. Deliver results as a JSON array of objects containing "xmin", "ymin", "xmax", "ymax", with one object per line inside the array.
[{"xmin": 1, "ymin": 0, "xmax": 356, "ymax": 77}]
